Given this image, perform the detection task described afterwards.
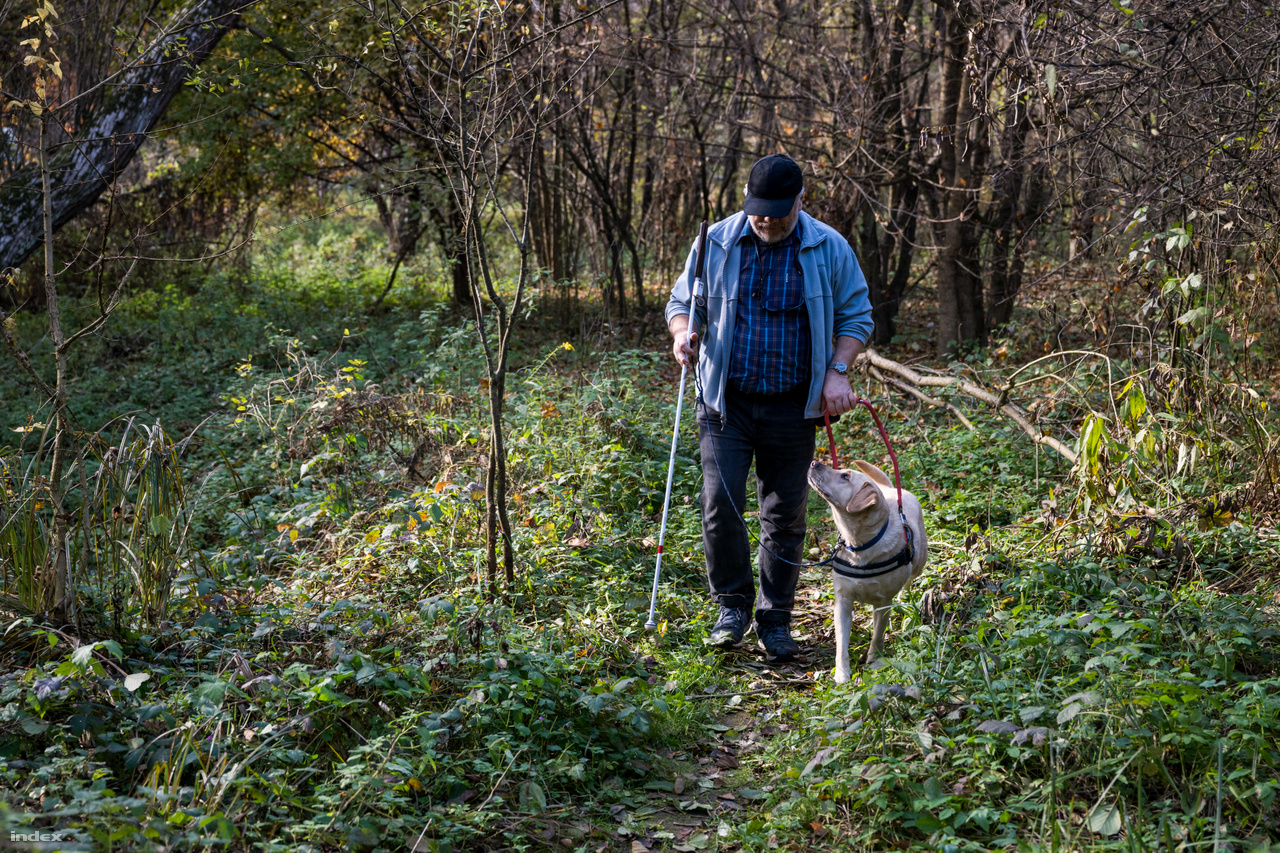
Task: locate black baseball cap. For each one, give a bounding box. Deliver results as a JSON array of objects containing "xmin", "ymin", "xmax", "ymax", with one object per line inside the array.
[{"xmin": 744, "ymin": 154, "xmax": 803, "ymax": 218}]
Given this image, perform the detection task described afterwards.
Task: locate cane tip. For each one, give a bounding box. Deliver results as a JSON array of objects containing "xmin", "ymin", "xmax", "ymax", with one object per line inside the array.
[{"xmin": 644, "ymin": 620, "xmax": 657, "ymax": 631}]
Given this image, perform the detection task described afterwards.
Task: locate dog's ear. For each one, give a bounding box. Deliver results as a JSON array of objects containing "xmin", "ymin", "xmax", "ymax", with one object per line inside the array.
[{"xmin": 845, "ymin": 481, "xmax": 880, "ymax": 513}]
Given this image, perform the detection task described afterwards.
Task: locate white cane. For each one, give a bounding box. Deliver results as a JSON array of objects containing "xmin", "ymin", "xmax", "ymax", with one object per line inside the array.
[{"xmin": 646, "ymin": 220, "xmax": 709, "ymax": 631}]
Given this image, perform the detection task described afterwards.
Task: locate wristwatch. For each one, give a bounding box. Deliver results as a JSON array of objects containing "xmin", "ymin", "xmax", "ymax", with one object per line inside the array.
[{"xmin": 828, "ymin": 362, "xmax": 848, "ymax": 376}]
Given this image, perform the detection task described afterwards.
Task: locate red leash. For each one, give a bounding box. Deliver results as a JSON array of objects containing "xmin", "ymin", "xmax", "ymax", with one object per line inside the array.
[{"xmin": 823, "ymin": 398, "xmax": 904, "ymax": 516}]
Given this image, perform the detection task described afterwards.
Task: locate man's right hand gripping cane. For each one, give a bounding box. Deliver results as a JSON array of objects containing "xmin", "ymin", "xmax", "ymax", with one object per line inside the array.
[{"xmin": 669, "ymin": 314, "xmax": 699, "ymax": 369}]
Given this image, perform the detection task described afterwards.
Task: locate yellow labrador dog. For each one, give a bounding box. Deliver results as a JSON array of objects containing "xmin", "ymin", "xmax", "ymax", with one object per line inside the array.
[{"xmin": 807, "ymin": 459, "xmax": 929, "ymax": 683}]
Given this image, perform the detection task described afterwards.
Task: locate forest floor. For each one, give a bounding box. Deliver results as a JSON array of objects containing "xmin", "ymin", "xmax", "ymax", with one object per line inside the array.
[{"xmin": 2, "ymin": 242, "xmax": 1279, "ymax": 852}]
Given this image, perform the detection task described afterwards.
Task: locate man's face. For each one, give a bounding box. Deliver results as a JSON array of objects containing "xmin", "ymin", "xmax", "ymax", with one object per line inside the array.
[{"xmin": 748, "ymin": 192, "xmax": 803, "ymax": 244}]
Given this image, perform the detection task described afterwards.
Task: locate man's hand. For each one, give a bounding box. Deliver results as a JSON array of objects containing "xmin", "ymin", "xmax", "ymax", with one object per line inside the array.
[
  {"xmin": 669, "ymin": 315, "xmax": 698, "ymax": 368},
  {"xmin": 821, "ymin": 336, "xmax": 865, "ymax": 415},
  {"xmin": 820, "ymin": 369, "xmax": 856, "ymax": 416}
]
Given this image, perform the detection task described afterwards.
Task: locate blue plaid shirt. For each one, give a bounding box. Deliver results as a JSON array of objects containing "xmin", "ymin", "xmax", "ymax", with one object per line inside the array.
[{"xmin": 727, "ymin": 219, "xmax": 811, "ymax": 395}]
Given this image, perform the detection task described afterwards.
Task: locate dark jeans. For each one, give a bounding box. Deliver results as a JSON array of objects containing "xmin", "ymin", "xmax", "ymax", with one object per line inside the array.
[{"xmin": 698, "ymin": 386, "xmax": 815, "ymax": 626}]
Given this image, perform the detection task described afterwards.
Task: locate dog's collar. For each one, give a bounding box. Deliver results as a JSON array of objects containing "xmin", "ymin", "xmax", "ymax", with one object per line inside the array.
[
  {"xmin": 832, "ymin": 518, "xmax": 914, "ymax": 579},
  {"xmin": 841, "ymin": 517, "xmax": 890, "ymax": 553}
]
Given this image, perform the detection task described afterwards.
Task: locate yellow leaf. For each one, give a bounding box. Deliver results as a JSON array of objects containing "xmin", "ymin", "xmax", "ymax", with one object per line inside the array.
[
  {"xmin": 276, "ymin": 524, "xmax": 290, "ymax": 532},
  {"xmin": 289, "ymin": 529, "xmax": 299, "ymax": 542},
  {"xmin": 406, "ymin": 517, "xmax": 417, "ymax": 530},
  {"xmin": 365, "ymin": 529, "xmax": 380, "ymax": 543}
]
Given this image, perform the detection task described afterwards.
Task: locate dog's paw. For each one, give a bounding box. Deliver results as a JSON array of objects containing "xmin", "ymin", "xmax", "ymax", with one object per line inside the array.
[
  {"xmin": 833, "ymin": 668, "xmax": 852, "ymax": 684},
  {"xmin": 861, "ymin": 649, "xmax": 881, "ymax": 666}
]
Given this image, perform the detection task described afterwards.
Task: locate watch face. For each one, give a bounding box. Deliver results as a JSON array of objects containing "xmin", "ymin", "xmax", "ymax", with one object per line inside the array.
[{"xmin": 832, "ymin": 362, "xmax": 848, "ymax": 374}]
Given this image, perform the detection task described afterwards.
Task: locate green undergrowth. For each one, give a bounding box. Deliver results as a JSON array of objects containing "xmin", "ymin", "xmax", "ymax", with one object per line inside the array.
[
  {"xmin": 2, "ymin": 275, "xmax": 1280, "ymax": 851},
  {"xmin": 717, "ymin": 532, "xmax": 1280, "ymax": 851}
]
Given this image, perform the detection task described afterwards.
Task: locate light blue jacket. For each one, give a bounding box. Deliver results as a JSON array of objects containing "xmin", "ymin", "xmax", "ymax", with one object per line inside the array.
[{"xmin": 665, "ymin": 211, "xmax": 874, "ymax": 421}]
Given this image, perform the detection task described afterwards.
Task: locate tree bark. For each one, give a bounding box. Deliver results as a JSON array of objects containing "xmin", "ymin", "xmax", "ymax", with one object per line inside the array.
[
  {"xmin": 0, "ymin": 0, "xmax": 240, "ymax": 274},
  {"xmin": 933, "ymin": 0, "xmax": 986, "ymax": 357}
]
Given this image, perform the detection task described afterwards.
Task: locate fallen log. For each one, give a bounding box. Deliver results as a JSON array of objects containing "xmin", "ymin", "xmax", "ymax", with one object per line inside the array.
[{"xmin": 858, "ymin": 349, "xmax": 1079, "ymax": 465}]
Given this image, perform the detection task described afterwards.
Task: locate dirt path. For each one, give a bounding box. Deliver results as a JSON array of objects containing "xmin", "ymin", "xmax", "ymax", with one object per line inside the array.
[{"xmin": 612, "ymin": 588, "xmax": 843, "ymax": 852}]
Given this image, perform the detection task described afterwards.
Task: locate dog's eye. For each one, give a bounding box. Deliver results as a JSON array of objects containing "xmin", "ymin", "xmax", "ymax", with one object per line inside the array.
[{"xmin": 840, "ymin": 472, "xmax": 850, "ymax": 480}]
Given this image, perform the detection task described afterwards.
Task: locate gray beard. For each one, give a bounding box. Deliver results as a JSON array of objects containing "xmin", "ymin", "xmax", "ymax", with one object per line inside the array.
[{"xmin": 749, "ymin": 217, "xmax": 798, "ymax": 244}]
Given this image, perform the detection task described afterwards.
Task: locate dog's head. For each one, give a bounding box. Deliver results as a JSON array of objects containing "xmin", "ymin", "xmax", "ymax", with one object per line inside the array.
[{"xmin": 807, "ymin": 460, "xmax": 882, "ymax": 517}]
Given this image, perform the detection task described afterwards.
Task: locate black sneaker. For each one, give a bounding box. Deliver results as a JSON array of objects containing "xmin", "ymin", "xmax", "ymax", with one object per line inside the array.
[
  {"xmin": 756, "ymin": 621, "xmax": 800, "ymax": 662},
  {"xmin": 708, "ymin": 606, "xmax": 751, "ymax": 647}
]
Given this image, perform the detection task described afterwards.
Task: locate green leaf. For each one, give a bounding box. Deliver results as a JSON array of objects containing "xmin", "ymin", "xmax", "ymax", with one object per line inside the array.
[
  {"xmin": 519, "ymin": 780, "xmax": 547, "ymax": 813},
  {"xmin": 21, "ymin": 716, "xmax": 49, "ymax": 735},
  {"xmin": 1088, "ymin": 802, "xmax": 1123, "ymax": 835},
  {"xmin": 1177, "ymin": 306, "xmax": 1210, "ymax": 327},
  {"xmin": 1019, "ymin": 705, "xmax": 1047, "ymax": 723},
  {"xmin": 192, "ymin": 679, "xmax": 229, "ymax": 715}
]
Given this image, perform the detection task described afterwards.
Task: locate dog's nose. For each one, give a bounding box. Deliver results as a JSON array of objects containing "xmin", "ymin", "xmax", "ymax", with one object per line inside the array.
[{"xmin": 810, "ymin": 460, "xmax": 820, "ymax": 468}]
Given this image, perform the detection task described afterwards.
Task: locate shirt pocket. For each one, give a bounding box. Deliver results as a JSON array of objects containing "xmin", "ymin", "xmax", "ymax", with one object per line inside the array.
[{"xmin": 767, "ymin": 272, "xmax": 805, "ymax": 313}]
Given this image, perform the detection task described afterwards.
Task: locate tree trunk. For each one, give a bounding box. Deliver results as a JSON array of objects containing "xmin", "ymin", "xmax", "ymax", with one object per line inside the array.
[
  {"xmin": 0, "ymin": 0, "xmax": 241, "ymax": 273},
  {"xmin": 933, "ymin": 0, "xmax": 986, "ymax": 356},
  {"xmin": 38, "ymin": 114, "xmax": 70, "ymax": 619}
]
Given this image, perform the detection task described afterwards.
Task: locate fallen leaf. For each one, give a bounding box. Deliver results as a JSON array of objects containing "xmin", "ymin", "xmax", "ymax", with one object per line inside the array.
[
  {"xmin": 976, "ymin": 719, "xmax": 1019, "ymax": 735},
  {"xmin": 1013, "ymin": 725, "xmax": 1050, "ymax": 746},
  {"xmin": 802, "ymin": 746, "xmax": 834, "ymax": 777}
]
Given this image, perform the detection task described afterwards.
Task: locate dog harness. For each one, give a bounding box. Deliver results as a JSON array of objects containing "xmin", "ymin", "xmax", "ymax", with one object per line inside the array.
[{"xmin": 831, "ymin": 513, "xmax": 915, "ymax": 579}]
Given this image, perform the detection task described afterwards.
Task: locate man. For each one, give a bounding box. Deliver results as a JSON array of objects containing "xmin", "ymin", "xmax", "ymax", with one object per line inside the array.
[{"xmin": 665, "ymin": 153, "xmax": 873, "ymax": 662}]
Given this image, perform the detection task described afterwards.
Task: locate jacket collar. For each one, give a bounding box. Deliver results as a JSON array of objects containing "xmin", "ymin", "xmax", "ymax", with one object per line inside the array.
[{"xmin": 711, "ymin": 210, "xmax": 828, "ymax": 250}]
